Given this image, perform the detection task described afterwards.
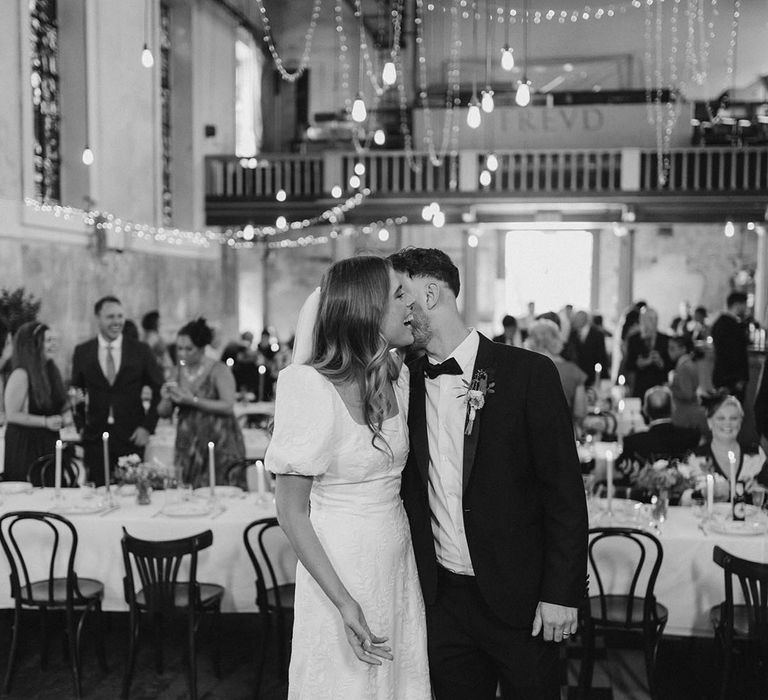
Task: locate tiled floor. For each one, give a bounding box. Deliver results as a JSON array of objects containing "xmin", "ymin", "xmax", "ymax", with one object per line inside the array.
[{"xmin": 0, "ymin": 610, "xmax": 764, "ymax": 699}]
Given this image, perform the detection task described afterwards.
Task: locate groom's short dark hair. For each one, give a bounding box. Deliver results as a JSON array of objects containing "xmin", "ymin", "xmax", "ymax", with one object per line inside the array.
[{"xmin": 388, "ymin": 248, "xmax": 460, "ymax": 297}]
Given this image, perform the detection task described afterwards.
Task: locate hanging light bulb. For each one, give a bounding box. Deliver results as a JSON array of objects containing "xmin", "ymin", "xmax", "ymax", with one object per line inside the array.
[
  {"xmin": 351, "ymin": 94, "xmax": 367, "ymax": 123},
  {"xmin": 515, "ymin": 80, "xmax": 531, "ymax": 107},
  {"xmin": 373, "ymin": 129, "xmax": 386, "ymax": 146},
  {"xmin": 501, "ymin": 46, "xmax": 515, "ymax": 71},
  {"xmin": 481, "ymin": 89, "xmax": 495, "ymax": 114},
  {"xmin": 479, "ymin": 169, "xmax": 492, "ymax": 187},
  {"xmin": 141, "ymin": 43, "xmax": 154, "ymax": 68},
  {"xmin": 466, "ymin": 94, "xmax": 482, "ymax": 129},
  {"xmin": 421, "ymin": 205, "xmax": 434, "ymax": 221},
  {"xmin": 486, "ymin": 153, "xmax": 499, "ymax": 172},
  {"xmin": 433, "ymin": 210, "xmax": 446, "ymax": 228},
  {"xmin": 724, "ymin": 221, "xmax": 736, "ymax": 238},
  {"xmin": 382, "ymin": 60, "xmax": 397, "ymax": 86},
  {"xmin": 354, "ymin": 162, "xmax": 366, "ymax": 176},
  {"xmin": 378, "ymin": 228, "xmax": 390, "ymax": 242},
  {"xmin": 82, "ymin": 146, "xmax": 94, "ymax": 166}
]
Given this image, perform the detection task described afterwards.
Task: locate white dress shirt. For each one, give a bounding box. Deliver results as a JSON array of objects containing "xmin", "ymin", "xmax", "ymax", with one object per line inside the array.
[
  {"xmin": 425, "ymin": 330, "xmax": 479, "ymax": 575},
  {"xmin": 98, "ymin": 333, "xmax": 123, "ymax": 380}
]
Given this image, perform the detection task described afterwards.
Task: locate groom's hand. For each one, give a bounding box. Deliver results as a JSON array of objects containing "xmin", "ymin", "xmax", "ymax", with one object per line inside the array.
[{"xmin": 531, "ymin": 601, "xmax": 578, "ymax": 643}]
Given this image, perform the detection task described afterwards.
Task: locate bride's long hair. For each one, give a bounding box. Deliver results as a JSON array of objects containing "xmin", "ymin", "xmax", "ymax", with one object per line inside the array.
[{"xmin": 310, "ymin": 256, "xmax": 399, "ymax": 453}]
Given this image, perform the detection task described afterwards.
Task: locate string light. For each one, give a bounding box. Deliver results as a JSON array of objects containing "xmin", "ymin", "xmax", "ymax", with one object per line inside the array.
[
  {"xmin": 254, "ymin": 0, "xmax": 322, "ymax": 82},
  {"xmin": 486, "ymin": 153, "xmax": 499, "ymax": 171},
  {"xmin": 501, "ymin": 46, "xmax": 515, "ymax": 71},
  {"xmin": 351, "ymin": 94, "xmax": 367, "ymax": 122},
  {"xmin": 82, "ymin": 147, "xmax": 94, "ymax": 166},
  {"xmin": 479, "ymin": 169, "xmax": 492, "ymax": 186},
  {"xmin": 141, "ymin": 0, "xmax": 154, "ymax": 67},
  {"xmin": 516, "ymin": 0, "xmax": 532, "ymax": 107},
  {"xmin": 382, "ymin": 60, "xmax": 397, "ymax": 86},
  {"xmin": 141, "ymin": 45, "xmax": 154, "ymax": 68},
  {"xmin": 334, "ymin": 0, "xmax": 352, "ymax": 114},
  {"xmin": 515, "ymin": 81, "xmax": 531, "ymax": 107},
  {"xmin": 373, "ymin": 129, "xmax": 386, "ymax": 145},
  {"xmin": 467, "ymin": 94, "xmax": 482, "ymax": 128}
]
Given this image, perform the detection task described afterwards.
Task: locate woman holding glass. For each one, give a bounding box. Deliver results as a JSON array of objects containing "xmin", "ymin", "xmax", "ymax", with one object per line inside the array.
[
  {"xmin": 2, "ymin": 322, "xmax": 68, "ymax": 481},
  {"xmin": 694, "ymin": 393, "xmax": 768, "ymax": 501},
  {"xmin": 157, "ymin": 318, "xmax": 245, "ymax": 487}
]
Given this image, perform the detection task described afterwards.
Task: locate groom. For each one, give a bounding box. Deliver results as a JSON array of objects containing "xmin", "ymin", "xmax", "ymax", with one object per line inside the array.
[{"xmin": 390, "ymin": 248, "xmax": 588, "ymax": 699}]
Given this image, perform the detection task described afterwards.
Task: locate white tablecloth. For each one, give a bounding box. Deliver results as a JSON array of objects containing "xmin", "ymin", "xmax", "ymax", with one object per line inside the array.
[
  {"xmin": 589, "ymin": 502, "xmax": 768, "ymax": 636},
  {"xmin": 0, "ymin": 488, "xmax": 296, "ymax": 612}
]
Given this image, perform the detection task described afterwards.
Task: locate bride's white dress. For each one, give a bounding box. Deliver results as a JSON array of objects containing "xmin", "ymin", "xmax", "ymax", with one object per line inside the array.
[{"xmin": 266, "ymin": 363, "xmax": 431, "ymax": 700}]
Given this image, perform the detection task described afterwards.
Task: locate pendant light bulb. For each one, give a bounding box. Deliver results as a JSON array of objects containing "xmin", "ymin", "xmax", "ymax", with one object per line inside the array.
[
  {"xmin": 82, "ymin": 146, "xmax": 94, "ymax": 166},
  {"xmin": 486, "ymin": 153, "xmax": 499, "ymax": 172},
  {"xmin": 382, "ymin": 61, "xmax": 397, "ymax": 86},
  {"xmin": 141, "ymin": 44, "xmax": 154, "ymax": 68},
  {"xmin": 501, "ymin": 46, "xmax": 515, "ymax": 71},
  {"xmin": 373, "ymin": 129, "xmax": 386, "ymax": 145},
  {"xmin": 351, "ymin": 94, "xmax": 367, "ymax": 123},
  {"xmin": 515, "ymin": 80, "xmax": 531, "ymax": 107},
  {"xmin": 481, "ymin": 89, "xmax": 495, "ymax": 114},
  {"xmin": 466, "ymin": 95, "xmax": 482, "ymax": 129}
]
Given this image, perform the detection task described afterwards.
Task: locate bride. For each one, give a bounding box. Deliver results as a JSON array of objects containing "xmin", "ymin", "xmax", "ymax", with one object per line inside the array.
[{"xmin": 265, "ymin": 256, "xmax": 432, "ymax": 699}]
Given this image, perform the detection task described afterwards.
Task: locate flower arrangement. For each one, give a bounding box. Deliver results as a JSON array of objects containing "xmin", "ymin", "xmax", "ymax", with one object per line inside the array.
[
  {"xmin": 116, "ymin": 454, "xmax": 169, "ymax": 489},
  {"xmin": 457, "ymin": 369, "xmax": 494, "ymax": 436},
  {"xmin": 631, "ymin": 458, "xmax": 698, "ymax": 502}
]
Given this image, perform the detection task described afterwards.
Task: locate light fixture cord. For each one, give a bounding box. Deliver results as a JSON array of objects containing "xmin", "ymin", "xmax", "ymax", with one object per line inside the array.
[
  {"xmin": 83, "ymin": 0, "xmax": 89, "ymax": 147},
  {"xmin": 522, "ymin": 0, "xmax": 528, "ymax": 83}
]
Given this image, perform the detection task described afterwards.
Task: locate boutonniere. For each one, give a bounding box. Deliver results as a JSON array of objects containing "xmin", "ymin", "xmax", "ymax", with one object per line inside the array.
[{"xmin": 458, "ymin": 369, "xmax": 495, "ymax": 436}]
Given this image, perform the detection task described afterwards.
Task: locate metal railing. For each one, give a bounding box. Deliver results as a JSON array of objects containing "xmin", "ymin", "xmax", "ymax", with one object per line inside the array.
[{"xmin": 205, "ymin": 146, "xmax": 768, "ymax": 200}]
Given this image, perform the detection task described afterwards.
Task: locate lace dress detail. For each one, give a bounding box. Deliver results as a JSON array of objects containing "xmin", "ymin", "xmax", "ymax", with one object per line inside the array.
[{"xmin": 266, "ymin": 364, "xmax": 431, "ymax": 700}]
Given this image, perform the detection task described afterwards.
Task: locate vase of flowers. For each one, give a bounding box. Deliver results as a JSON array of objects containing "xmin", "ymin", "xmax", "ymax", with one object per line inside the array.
[
  {"xmin": 631, "ymin": 458, "xmax": 697, "ymax": 505},
  {"xmin": 116, "ymin": 454, "xmax": 169, "ymax": 506}
]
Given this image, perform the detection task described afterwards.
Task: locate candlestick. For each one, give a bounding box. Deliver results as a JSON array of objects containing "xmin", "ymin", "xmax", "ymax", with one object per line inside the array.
[
  {"xmin": 54, "ymin": 439, "xmax": 63, "ymax": 497},
  {"xmin": 605, "ymin": 450, "xmax": 614, "ymax": 515},
  {"xmin": 102, "ymin": 432, "xmax": 112, "ymax": 504},
  {"xmin": 257, "ymin": 365, "xmax": 266, "ymax": 402},
  {"xmin": 594, "ymin": 363, "xmax": 602, "ymax": 390},
  {"xmin": 728, "ymin": 450, "xmax": 737, "ymax": 511},
  {"xmin": 255, "ymin": 459, "xmax": 268, "ymax": 500},
  {"xmin": 208, "ymin": 441, "xmax": 216, "ymax": 498},
  {"xmin": 706, "ymin": 473, "xmax": 714, "ymax": 518}
]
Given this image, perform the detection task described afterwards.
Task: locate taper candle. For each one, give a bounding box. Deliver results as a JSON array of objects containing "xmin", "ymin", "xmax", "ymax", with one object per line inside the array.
[
  {"xmin": 706, "ymin": 473, "xmax": 714, "ymax": 517},
  {"xmin": 728, "ymin": 450, "xmax": 737, "ymax": 511},
  {"xmin": 208, "ymin": 441, "xmax": 216, "ymax": 497},
  {"xmin": 54, "ymin": 439, "xmax": 63, "ymax": 496},
  {"xmin": 102, "ymin": 432, "xmax": 111, "ymax": 501},
  {"xmin": 605, "ymin": 449, "xmax": 614, "ymax": 515},
  {"xmin": 255, "ymin": 459, "xmax": 268, "ymax": 497}
]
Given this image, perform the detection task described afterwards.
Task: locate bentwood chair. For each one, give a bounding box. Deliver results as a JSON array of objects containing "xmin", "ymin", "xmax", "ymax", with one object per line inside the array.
[
  {"xmin": 578, "ymin": 526, "xmax": 668, "ymax": 700},
  {"xmin": 243, "ymin": 517, "xmax": 295, "ymax": 697},
  {"xmin": 0, "ymin": 511, "xmax": 108, "ymax": 699},
  {"xmin": 120, "ymin": 527, "xmax": 224, "ymax": 700},
  {"xmin": 710, "ymin": 545, "xmax": 768, "ymax": 699},
  {"xmin": 27, "ymin": 444, "xmax": 81, "ymax": 487}
]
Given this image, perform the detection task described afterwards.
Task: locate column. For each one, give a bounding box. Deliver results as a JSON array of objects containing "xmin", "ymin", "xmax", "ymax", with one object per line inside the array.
[
  {"xmin": 463, "ymin": 229, "xmax": 478, "ymax": 327},
  {"xmin": 617, "ymin": 228, "xmax": 635, "ymax": 315},
  {"xmin": 754, "ymin": 226, "xmax": 768, "ymax": 326},
  {"xmin": 591, "ymin": 229, "xmax": 601, "ymax": 312}
]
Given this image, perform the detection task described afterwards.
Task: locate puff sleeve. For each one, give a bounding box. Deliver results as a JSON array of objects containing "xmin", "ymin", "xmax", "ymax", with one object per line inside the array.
[{"xmin": 265, "ymin": 364, "xmax": 336, "ymax": 477}]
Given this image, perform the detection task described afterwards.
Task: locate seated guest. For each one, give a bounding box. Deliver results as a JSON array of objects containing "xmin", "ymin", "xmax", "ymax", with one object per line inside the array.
[
  {"xmin": 695, "ymin": 393, "xmax": 768, "ymax": 499},
  {"xmin": 563, "ymin": 310, "xmax": 609, "ymax": 387},
  {"xmin": 0, "ymin": 315, "xmax": 12, "ymax": 422},
  {"xmin": 525, "ymin": 319, "xmax": 587, "ymax": 424},
  {"xmin": 617, "ymin": 385, "xmax": 701, "ymax": 471},
  {"xmin": 3, "ymin": 322, "xmax": 67, "ymax": 481},
  {"xmin": 158, "ymin": 318, "xmax": 245, "ymax": 487},
  {"xmin": 492, "ymin": 314, "xmax": 519, "ymax": 346},
  {"xmin": 668, "ymin": 334, "xmax": 707, "ymax": 433}
]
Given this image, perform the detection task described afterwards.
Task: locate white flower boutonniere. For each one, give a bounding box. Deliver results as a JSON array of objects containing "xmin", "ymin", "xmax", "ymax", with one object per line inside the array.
[{"xmin": 458, "ymin": 369, "xmax": 495, "ymax": 436}]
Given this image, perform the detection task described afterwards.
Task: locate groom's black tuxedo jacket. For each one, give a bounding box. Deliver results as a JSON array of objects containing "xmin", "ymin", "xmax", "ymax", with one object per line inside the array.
[
  {"xmin": 71, "ymin": 337, "xmax": 164, "ymax": 444},
  {"xmin": 401, "ymin": 334, "xmax": 588, "ymax": 628}
]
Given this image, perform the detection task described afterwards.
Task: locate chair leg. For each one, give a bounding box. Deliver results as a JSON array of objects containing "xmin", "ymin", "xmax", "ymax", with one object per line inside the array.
[
  {"xmin": 276, "ymin": 609, "xmax": 289, "ymax": 676},
  {"xmin": 254, "ymin": 611, "xmax": 272, "ymax": 700},
  {"xmin": 3, "ymin": 604, "xmax": 22, "ymax": 694},
  {"xmin": 121, "ymin": 610, "xmax": 140, "ymax": 700},
  {"xmin": 152, "ymin": 612, "xmax": 164, "ymax": 674},
  {"xmin": 644, "ymin": 621, "xmax": 666, "ymax": 700},
  {"xmin": 577, "ymin": 618, "xmax": 596, "ymax": 700},
  {"xmin": 94, "ymin": 602, "xmax": 109, "ymax": 673},
  {"xmin": 719, "ymin": 631, "xmax": 734, "ymax": 700},
  {"xmin": 187, "ymin": 612, "xmax": 198, "ymax": 700},
  {"xmin": 210, "ymin": 605, "xmax": 222, "ymax": 679},
  {"xmin": 65, "ymin": 607, "xmax": 83, "ymax": 699},
  {"xmin": 40, "ymin": 607, "xmax": 49, "ymax": 670}
]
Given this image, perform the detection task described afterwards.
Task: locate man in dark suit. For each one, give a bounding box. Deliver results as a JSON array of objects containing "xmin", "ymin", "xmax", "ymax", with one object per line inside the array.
[
  {"xmin": 564, "ymin": 310, "xmax": 609, "ymax": 387},
  {"xmin": 71, "ymin": 296, "xmax": 164, "ymax": 486},
  {"xmin": 491, "ymin": 314, "xmax": 518, "ymax": 346},
  {"xmin": 711, "ymin": 291, "xmax": 749, "ymax": 402},
  {"xmin": 615, "ymin": 386, "xmax": 701, "ymax": 481},
  {"xmin": 624, "ymin": 307, "xmax": 673, "ymax": 398},
  {"xmin": 390, "ymin": 248, "xmax": 587, "ymax": 700}
]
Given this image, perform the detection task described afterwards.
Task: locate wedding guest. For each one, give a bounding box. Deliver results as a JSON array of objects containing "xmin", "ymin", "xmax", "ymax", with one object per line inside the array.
[
  {"xmin": 668, "ymin": 335, "xmax": 707, "ymax": 433},
  {"xmin": 158, "ymin": 318, "xmax": 245, "ymax": 487},
  {"xmin": 564, "ymin": 310, "xmax": 609, "ymax": 387},
  {"xmin": 141, "ymin": 310, "xmax": 171, "ymax": 375},
  {"xmin": 624, "ymin": 307, "xmax": 673, "ymax": 398},
  {"xmin": 754, "ymin": 363, "xmax": 768, "ymax": 455},
  {"xmin": 0, "ymin": 315, "xmax": 12, "ymax": 422},
  {"xmin": 71, "ymin": 296, "xmax": 164, "ymax": 487},
  {"xmin": 690, "ymin": 305, "xmax": 709, "ymax": 342},
  {"xmin": 615, "ymin": 386, "xmax": 700, "ymax": 477},
  {"xmin": 3, "ymin": 322, "xmax": 67, "ymax": 481},
  {"xmin": 122, "ymin": 319, "xmax": 140, "ymax": 342},
  {"xmin": 492, "ymin": 315, "xmax": 519, "ymax": 347},
  {"xmin": 711, "ymin": 292, "xmax": 749, "ymax": 402},
  {"xmin": 526, "ymin": 319, "xmax": 587, "ymax": 424},
  {"xmin": 694, "ymin": 393, "xmax": 768, "ymax": 499}
]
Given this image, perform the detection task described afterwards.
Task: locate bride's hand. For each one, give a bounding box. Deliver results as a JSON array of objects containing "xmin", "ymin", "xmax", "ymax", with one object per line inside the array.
[{"xmin": 338, "ymin": 600, "xmax": 393, "ymax": 665}]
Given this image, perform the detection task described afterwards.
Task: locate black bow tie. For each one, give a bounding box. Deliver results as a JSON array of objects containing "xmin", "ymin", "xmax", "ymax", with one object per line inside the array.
[{"xmin": 424, "ymin": 357, "xmax": 463, "ymax": 380}]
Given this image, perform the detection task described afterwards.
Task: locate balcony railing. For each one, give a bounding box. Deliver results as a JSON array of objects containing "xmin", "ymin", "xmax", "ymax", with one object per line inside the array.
[{"xmin": 205, "ymin": 146, "xmax": 768, "ymax": 201}]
